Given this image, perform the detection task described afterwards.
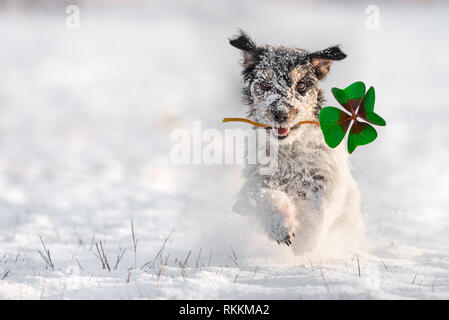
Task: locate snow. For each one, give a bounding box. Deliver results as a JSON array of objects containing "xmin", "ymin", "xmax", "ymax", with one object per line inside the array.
[{"xmin": 0, "ymin": 0, "xmax": 448, "ymax": 299}]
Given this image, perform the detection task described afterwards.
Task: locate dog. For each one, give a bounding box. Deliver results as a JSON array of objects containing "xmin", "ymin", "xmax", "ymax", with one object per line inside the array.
[{"xmin": 230, "ymin": 31, "xmax": 365, "ymax": 254}]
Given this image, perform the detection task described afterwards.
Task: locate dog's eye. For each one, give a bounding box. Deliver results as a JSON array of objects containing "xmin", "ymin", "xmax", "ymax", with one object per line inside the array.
[
  {"xmin": 260, "ymin": 81, "xmax": 271, "ymax": 91},
  {"xmin": 296, "ymin": 81, "xmax": 306, "ymax": 93}
]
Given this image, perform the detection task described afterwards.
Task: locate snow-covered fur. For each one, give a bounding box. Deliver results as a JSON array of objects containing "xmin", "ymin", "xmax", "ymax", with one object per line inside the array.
[{"xmin": 230, "ymin": 31, "xmax": 365, "ymax": 255}]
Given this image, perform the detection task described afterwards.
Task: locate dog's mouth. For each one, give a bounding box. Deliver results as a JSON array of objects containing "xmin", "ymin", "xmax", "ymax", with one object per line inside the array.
[{"xmin": 272, "ymin": 126, "xmax": 291, "ymax": 139}]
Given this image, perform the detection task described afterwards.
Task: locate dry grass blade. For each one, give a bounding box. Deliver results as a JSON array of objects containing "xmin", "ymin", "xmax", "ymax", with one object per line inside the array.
[
  {"xmin": 114, "ymin": 249, "xmax": 126, "ymax": 271},
  {"xmin": 94, "ymin": 241, "xmax": 111, "ymax": 272},
  {"xmin": 195, "ymin": 248, "xmax": 202, "ymax": 268},
  {"xmin": 89, "ymin": 236, "xmax": 95, "ymax": 251},
  {"xmin": 379, "ymin": 258, "xmax": 388, "ymax": 270},
  {"xmin": 75, "ymin": 232, "xmax": 84, "ymax": 246},
  {"xmin": 226, "ymin": 254, "xmax": 239, "ymax": 267},
  {"xmin": 94, "ymin": 242, "xmax": 106, "ymax": 269},
  {"xmin": 180, "ymin": 268, "xmax": 187, "ymax": 281},
  {"xmin": 163, "ymin": 254, "xmax": 170, "ymax": 266},
  {"xmin": 2, "ymin": 269, "xmax": 10, "ymax": 280},
  {"xmin": 131, "ymin": 220, "xmax": 138, "ymax": 268},
  {"xmin": 412, "ymin": 273, "xmax": 417, "ymax": 285},
  {"xmin": 182, "ymin": 250, "xmax": 191, "ymax": 268},
  {"xmin": 37, "ymin": 235, "xmax": 54, "ymax": 271},
  {"xmin": 140, "ymin": 228, "xmax": 174, "ymax": 270},
  {"xmin": 226, "ymin": 246, "xmax": 239, "ymax": 267},
  {"xmin": 231, "ymin": 247, "xmax": 238, "ymax": 261},
  {"xmin": 356, "ymin": 255, "xmax": 361, "ymax": 277},
  {"xmin": 100, "ymin": 242, "xmax": 111, "ymax": 272},
  {"xmin": 75, "ymin": 257, "xmax": 84, "ymax": 272}
]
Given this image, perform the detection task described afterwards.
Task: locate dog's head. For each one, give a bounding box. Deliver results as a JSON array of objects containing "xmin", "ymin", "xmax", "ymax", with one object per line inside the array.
[{"xmin": 230, "ymin": 31, "xmax": 346, "ymax": 140}]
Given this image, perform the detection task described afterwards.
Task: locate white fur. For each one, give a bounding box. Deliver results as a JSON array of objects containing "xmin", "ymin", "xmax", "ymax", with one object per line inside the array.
[{"xmin": 233, "ymin": 125, "xmax": 365, "ymax": 255}]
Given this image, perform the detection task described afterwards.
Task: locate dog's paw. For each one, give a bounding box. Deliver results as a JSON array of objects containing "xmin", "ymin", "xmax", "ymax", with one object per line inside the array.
[
  {"xmin": 267, "ymin": 203, "xmax": 298, "ymax": 246},
  {"xmin": 269, "ymin": 219, "xmax": 296, "ymax": 246},
  {"xmin": 260, "ymin": 189, "xmax": 299, "ymax": 246},
  {"xmin": 275, "ymin": 229, "xmax": 295, "ymax": 246}
]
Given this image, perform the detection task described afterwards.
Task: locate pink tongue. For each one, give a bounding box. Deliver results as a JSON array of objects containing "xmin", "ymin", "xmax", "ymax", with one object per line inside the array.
[{"xmin": 277, "ymin": 128, "xmax": 288, "ymax": 135}]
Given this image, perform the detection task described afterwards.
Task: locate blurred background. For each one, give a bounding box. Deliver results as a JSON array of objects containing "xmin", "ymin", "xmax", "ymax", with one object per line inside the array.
[{"xmin": 0, "ymin": 0, "xmax": 448, "ymax": 299}]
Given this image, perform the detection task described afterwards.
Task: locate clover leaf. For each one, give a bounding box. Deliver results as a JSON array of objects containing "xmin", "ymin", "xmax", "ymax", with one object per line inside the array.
[{"xmin": 319, "ymin": 81, "xmax": 386, "ymax": 154}]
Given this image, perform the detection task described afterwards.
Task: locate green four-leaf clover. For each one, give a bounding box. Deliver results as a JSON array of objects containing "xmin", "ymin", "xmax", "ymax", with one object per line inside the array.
[{"xmin": 319, "ymin": 81, "xmax": 386, "ymax": 154}]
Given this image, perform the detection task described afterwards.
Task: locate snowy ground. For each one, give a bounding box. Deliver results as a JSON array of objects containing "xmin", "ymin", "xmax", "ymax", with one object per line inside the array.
[{"xmin": 0, "ymin": 0, "xmax": 448, "ymax": 299}]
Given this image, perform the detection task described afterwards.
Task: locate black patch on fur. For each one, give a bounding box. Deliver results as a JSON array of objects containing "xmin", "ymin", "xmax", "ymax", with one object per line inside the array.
[
  {"xmin": 229, "ymin": 31, "xmax": 257, "ymax": 52},
  {"xmin": 229, "ymin": 31, "xmax": 263, "ymax": 80},
  {"xmin": 308, "ymin": 46, "xmax": 347, "ymax": 79},
  {"xmin": 308, "ymin": 46, "xmax": 347, "ymax": 61}
]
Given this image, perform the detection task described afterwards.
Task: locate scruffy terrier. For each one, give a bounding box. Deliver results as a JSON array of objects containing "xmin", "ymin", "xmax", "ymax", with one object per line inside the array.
[{"xmin": 230, "ymin": 31, "xmax": 365, "ymax": 254}]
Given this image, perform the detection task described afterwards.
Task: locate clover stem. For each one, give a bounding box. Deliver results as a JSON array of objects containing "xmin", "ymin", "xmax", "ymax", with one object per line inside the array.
[{"xmin": 222, "ymin": 118, "xmax": 320, "ymax": 127}]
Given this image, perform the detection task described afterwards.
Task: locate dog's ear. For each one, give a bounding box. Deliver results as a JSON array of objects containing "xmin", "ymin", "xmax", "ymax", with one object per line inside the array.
[
  {"xmin": 229, "ymin": 31, "xmax": 262, "ymax": 74},
  {"xmin": 309, "ymin": 46, "xmax": 347, "ymax": 80}
]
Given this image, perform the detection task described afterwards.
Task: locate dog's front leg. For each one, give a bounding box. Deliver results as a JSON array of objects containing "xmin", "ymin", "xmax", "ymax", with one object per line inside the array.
[{"xmin": 258, "ymin": 189, "xmax": 299, "ymax": 245}]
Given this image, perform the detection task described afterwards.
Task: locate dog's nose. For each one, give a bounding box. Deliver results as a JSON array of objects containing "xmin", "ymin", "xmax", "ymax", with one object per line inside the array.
[{"xmin": 272, "ymin": 110, "xmax": 288, "ymax": 123}]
